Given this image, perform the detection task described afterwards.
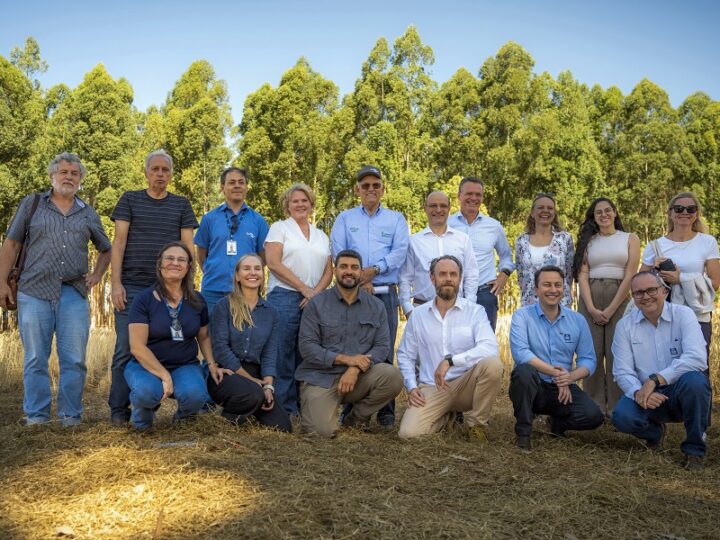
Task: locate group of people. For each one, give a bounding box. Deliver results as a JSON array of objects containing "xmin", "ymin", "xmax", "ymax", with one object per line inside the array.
[{"xmin": 0, "ymin": 151, "xmax": 716, "ymax": 471}]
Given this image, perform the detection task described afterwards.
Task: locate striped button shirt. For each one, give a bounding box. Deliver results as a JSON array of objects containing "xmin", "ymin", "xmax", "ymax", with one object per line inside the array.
[{"xmin": 6, "ymin": 190, "xmax": 112, "ymax": 301}]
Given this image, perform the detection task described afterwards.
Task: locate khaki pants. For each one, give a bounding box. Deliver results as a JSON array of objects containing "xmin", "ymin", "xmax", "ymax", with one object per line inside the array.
[
  {"xmin": 578, "ymin": 278, "xmax": 627, "ymax": 415},
  {"xmin": 398, "ymin": 356, "xmax": 503, "ymax": 439},
  {"xmin": 300, "ymin": 363, "xmax": 403, "ymax": 437}
]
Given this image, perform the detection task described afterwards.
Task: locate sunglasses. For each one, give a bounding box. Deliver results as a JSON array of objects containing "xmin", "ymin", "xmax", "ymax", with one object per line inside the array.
[
  {"xmin": 359, "ymin": 182, "xmax": 383, "ymax": 191},
  {"xmin": 670, "ymin": 204, "xmax": 698, "ymax": 214}
]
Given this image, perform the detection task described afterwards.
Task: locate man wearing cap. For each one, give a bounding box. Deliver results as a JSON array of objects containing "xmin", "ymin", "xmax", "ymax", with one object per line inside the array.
[
  {"xmin": 448, "ymin": 177, "xmax": 514, "ymax": 332},
  {"xmin": 194, "ymin": 167, "xmax": 269, "ymax": 313},
  {"xmin": 330, "ymin": 165, "xmax": 409, "ymax": 428},
  {"xmin": 611, "ymin": 271, "xmax": 710, "ymax": 470},
  {"xmin": 399, "ymin": 191, "xmax": 479, "ymax": 317}
]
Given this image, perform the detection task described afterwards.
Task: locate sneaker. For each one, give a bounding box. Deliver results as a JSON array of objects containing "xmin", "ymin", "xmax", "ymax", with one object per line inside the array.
[
  {"xmin": 515, "ymin": 435, "xmax": 531, "ymax": 451},
  {"xmin": 683, "ymin": 454, "xmax": 704, "ymax": 471},
  {"xmin": 468, "ymin": 425, "xmax": 488, "ymax": 443},
  {"xmin": 645, "ymin": 423, "xmax": 667, "ymax": 452}
]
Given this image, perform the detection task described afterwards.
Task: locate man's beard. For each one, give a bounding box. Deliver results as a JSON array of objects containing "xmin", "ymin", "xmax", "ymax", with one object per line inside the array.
[
  {"xmin": 338, "ymin": 276, "xmax": 360, "ymax": 289},
  {"xmin": 436, "ymin": 284, "xmax": 458, "ymax": 301}
]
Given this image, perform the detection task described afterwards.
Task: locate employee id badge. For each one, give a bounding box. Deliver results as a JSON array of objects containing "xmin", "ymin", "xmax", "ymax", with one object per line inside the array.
[
  {"xmin": 170, "ymin": 325, "xmax": 184, "ymax": 341},
  {"xmin": 226, "ymin": 239, "xmax": 238, "ymax": 255}
]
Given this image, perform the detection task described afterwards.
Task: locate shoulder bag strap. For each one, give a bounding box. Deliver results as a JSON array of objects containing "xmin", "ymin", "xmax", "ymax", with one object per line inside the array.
[{"xmin": 15, "ymin": 194, "xmax": 41, "ymax": 273}]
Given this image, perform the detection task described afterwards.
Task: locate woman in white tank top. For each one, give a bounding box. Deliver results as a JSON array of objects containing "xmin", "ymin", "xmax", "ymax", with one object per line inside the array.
[{"xmin": 573, "ymin": 198, "xmax": 640, "ymax": 416}]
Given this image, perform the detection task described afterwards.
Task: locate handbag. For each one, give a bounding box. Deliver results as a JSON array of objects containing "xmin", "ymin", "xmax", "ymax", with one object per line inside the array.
[{"xmin": 5, "ymin": 194, "xmax": 41, "ymax": 311}]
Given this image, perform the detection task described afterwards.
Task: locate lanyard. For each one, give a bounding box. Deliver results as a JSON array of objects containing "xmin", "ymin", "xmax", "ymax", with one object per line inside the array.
[
  {"xmin": 164, "ymin": 298, "xmax": 184, "ymax": 331},
  {"xmin": 224, "ymin": 206, "xmax": 245, "ymax": 239}
]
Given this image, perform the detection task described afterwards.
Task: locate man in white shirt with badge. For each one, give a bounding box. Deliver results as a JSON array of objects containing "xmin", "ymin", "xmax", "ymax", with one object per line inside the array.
[
  {"xmin": 399, "ymin": 191, "xmax": 479, "ymax": 317},
  {"xmin": 397, "ymin": 255, "xmax": 503, "ymax": 440},
  {"xmin": 612, "ymin": 271, "xmax": 711, "ymax": 470}
]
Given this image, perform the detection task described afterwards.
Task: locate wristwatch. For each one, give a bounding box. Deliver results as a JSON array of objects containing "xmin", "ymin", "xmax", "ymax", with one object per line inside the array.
[
  {"xmin": 444, "ymin": 354, "xmax": 454, "ymax": 367},
  {"xmin": 373, "ymin": 265, "xmax": 381, "ymax": 276},
  {"xmin": 648, "ymin": 374, "xmax": 661, "ymax": 388},
  {"xmin": 501, "ymin": 268, "xmax": 512, "ymax": 276}
]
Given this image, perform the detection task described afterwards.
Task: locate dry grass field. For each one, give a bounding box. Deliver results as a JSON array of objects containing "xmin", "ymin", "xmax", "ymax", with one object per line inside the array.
[{"xmin": 0, "ymin": 318, "xmax": 719, "ymax": 539}]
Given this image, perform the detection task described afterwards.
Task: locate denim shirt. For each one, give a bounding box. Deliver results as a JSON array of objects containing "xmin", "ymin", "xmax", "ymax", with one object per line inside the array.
[{"xmin": 209, "ymin": 295, "xmax": 279, "ymax": 377}]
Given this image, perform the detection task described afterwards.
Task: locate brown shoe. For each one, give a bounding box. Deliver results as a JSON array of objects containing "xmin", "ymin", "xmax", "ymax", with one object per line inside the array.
[{"xmin": 683, "ymin": 454, "xmax": 704, "ymax": 471}]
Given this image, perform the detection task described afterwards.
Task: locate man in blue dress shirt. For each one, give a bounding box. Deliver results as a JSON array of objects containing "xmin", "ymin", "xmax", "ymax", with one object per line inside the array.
[
  {"xmin": 612, "ymin": 271, "xmax": 711, "ymax": 470},
  {"xmin": 330, "ymin": 165, "xmax": 409, "ymax": 427},
  {"xmin": 509, "ymin": 265, "xmax": 603, "ymax": 450},
  {"xmin": 194, "ymin": 167, "xmax": 269, "ymax": 313},
  {"xmin": 448, "ymin": 177, "xmax": 515, "ymax": 331}
]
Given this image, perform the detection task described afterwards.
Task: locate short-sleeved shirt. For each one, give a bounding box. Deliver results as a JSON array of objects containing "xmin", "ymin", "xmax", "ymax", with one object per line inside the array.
[
  {"xmin": 265, "ymin": 218, "xmax": 330, "ymax": 293},
  {"xmin": 111, "ymin": 190, "xmax": 198, "ymax": 288},
  {"xmin": 642, "ymin": 233, "xmax": 720, "ymax": 277},
  {"xmin": 128, "ymin": 286, "xmax": 209, "ymax": 369},
  {"xmin": 194, "ymin": 202, "xmax": 269, "ymax": 293},
  {"xmin": 6, "ymin": 190, "xmax": 111, "ymax": 301}
]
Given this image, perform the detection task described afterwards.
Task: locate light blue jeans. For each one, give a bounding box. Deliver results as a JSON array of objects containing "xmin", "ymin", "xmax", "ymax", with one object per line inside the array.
[
  {"xmin": 124, "ymin": 359, "xmax": 210, "ymax": 429},
  {"xmin": 18, "ymin": 285, "xmax": 90, "ymax": 425}
]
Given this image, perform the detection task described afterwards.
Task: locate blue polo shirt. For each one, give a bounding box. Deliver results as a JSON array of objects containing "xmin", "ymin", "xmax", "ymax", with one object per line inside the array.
[
  {"xmin": 194, "ymin": 202, "xmax": 269, "ymax": 293},
  {"xmin": 510, "ymin": 303, "xmax": 596, "ymax": 382}
]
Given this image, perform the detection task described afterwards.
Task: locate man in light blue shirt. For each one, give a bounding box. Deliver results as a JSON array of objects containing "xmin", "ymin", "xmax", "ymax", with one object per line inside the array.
[
  {"xmin": 611, "ymin": 271, "xmax": 710, "ymax": 470},
  {"xmin": 194, "ymin": 167, "xmax": 269, "ymax": 312},
  {"xmin": 330, "ymin": 165, "xmax": 409, "ymax": 427},
  {"xmin": 509, "ymin": 265, "xmax": 603, "ymax": 449},
  {"xmin": 448, "ymin": 177, "xmax": 514, "ymax": 331}
]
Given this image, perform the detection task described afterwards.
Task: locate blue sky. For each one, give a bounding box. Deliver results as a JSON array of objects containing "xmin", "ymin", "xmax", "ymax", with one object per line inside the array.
[{"xmin": 3, "ymin": 0, "xmax": 718, "ymax": 124}]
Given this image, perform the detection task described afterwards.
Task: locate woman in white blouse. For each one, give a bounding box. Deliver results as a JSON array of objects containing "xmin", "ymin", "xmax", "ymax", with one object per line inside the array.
[
  {"xmin": 640, "ymin": 192, "xmax": 720, "ymax": 363},
  {"xmin": 265, "ymin": 183, "xmax": 332, "ymax": 416}
]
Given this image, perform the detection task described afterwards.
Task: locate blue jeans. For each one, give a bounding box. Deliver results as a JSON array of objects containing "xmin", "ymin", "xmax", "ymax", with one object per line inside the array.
[
  {"xmin": 200, "ymin": 290, "xmax": 229, "ymax": 315},
  {"xmin": 124, "ymin": 359, "xmax": 211, "ymax": 429},
  {"xmin": 266, "ymin": 287, "xmax": 304, "ymax": 415},
  {"xmin": 18, "ymin": 285, "xmax": 90, "ymax": 424},
  {"xmin": 476, "ymin": 286, "xmax": 498, "ymax": 332},
  {"xmin": 612, "ymin": 371, "xmax": 711, "ymax": 456},
  {"xmin": 109, "ymin": 283, "xmax": 145, "ymax": 420}
]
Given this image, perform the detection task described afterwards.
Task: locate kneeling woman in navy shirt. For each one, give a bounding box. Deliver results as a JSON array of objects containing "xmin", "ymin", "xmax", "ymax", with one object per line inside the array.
[
  {"xmin": 125, "ymin": 242, "xmax": 226, "ymax": 430},
  {"xmin": 208, "ymin": 253, "xmax": 292, "ymax": 432}
]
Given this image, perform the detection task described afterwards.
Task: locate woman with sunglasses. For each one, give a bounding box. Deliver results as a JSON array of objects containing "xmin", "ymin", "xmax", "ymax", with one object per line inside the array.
[
  {"xmin": 125, "ymin": 242, "xmax": 226, "ymax": 430},
  {"xmin": 640, "ymin": 192, "xmax": 720, "ymax": 357},
  {"xmin": 207, "ymin": 253, "xmax": 292, "ymax": 432},
  {"xmin": 572, "ymin": 198, "xmax": 640, "ymax": 416},
  {"xmin": 515, "ymin": 193, "xmax": 574, "ymax": 306}
]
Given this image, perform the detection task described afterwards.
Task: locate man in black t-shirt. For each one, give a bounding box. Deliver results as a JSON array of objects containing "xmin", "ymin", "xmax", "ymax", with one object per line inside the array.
[{"xmin": 108, "ymin": 149, "xmax": 198, "ymax": 425}]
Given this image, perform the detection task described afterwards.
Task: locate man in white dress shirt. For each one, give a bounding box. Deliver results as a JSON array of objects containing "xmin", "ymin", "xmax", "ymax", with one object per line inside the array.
[
  {"xmin": 397, "ymin": 255, "xmax": 503, "ymax": 440},
  {"xmin": 612, "ymin": 271, "xmax": 711, "ymax": 470},
  {"xmin": 399, "ymin": 191, "xmax": 479, "ymax": 317}
]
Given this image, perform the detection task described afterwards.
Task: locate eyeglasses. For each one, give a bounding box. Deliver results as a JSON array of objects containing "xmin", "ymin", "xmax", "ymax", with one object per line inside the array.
[
  {"xmin": 162, "ymin": 255, "xmax": 189, "ymax": 264},
  {"xmin": 631, "ymin": 286, "xmax": 662, "ymax": 299},
  {"xmin": 670, "ymin": 204, "xmax": 698, "ymax": 214},
  {"xmin": 359, "ymin": 182, "xmax": 383, "ymax": 191}
]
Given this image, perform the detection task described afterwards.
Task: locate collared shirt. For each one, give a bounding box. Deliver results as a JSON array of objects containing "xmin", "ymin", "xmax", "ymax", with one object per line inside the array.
[
  {"xmin": 296, "ymin": 286, "xmax": 390, "ymax": 388},
  {"xmin": 612, "ymin": 302, "xmax": 707, "ymax": 399},
  {"xmin": 448, "ymin": 211, "xmax": 514, "ymax": 285},
  {"xmin": 330, "ymin": 204, "xmax": 409, "ymax": 286},
  {"xmin": 112, "ymin": 189, "xmax": 198, "ymax": 287},
  {"xmin": 398, "ymin": 226, "xmax": 480, "ymax": 315},
  {"xmin": 209, "ymin": 295, "xmax": 279, "ymax": 377},
  {"xmin": 194, "ymin": 202, "xmax": 269, "ymax": 293},
  {"xmin": 7, "ymin": 190, "xmax": 111, "ymax": 301},
  {"xmin": 510, "ymin": 303, "xmax": 596, "ymax": 382},
  {"xmin": 397, "ymin": 297, "xmax": 499, "ymax": 391}
]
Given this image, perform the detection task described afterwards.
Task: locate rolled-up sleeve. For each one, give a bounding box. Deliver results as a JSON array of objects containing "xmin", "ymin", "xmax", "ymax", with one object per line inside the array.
[{"xmin": 611, "ymin": 318, "xmax": 642, "ymax": 399}]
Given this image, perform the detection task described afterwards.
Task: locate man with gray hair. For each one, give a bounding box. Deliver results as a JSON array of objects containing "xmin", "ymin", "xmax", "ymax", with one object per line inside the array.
[
  {"xmin": 612, "ymin": 271, "xmax": 711, "ymax": 470},
  {"xmin": 0, "ymin": 152, "xmax": 111, "ymax": 426},
  {"xmin": 108, "ymin": 149, "xmax": 198, "ymax": 425}
]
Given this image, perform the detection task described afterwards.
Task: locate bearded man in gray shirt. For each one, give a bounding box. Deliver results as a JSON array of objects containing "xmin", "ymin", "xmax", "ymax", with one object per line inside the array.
[{"xmin": 296, "ymin": 249, "xmax": 403, "ymax": 437}]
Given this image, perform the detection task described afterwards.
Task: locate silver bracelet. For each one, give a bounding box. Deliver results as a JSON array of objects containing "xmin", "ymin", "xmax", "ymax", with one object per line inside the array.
[{"xmin": 262, "ymin": 383, "xmax": 275, "ymax": 393}]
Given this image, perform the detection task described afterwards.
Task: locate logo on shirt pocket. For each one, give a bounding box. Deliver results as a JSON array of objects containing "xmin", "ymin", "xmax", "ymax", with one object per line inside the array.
[{"xmin": 350, "ymin": 226, "xmax": 359, "ymax": 233}]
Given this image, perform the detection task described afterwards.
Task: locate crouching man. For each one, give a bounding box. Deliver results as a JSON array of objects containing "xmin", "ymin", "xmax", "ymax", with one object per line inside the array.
[
  {"xmin": 612, "ymin": 271, "xmax": 711, "ymax": 470},
  {"xmin": 296, "ymin": 250, "xmax": 403, "ymax": 436},
  {"xmin": 398, "ymin": 255, "xmax": 503, "ymax": 440}
]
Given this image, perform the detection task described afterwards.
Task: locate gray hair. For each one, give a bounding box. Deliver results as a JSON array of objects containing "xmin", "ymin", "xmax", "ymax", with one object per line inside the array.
[
  {"xmin": 48, "ymin": 152, "xmax": 86, "ymax": 179},
  {"xmin": 145, "ymin": 149, "xmax": 173, "ymax": 172}
]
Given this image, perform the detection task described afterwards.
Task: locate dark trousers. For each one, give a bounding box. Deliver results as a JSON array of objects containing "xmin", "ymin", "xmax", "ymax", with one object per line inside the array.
[
  {"xmin": 612, "ymin": 371, "xmax": 711, "ymax": 457},
  {"xmin": 207, "ymin": 362, "xmax": 292, "ymax": 432},
  {"xmin": 509, "ymin": 363, "xmax": 604, "ymax": 437},
  {"xmin": 476, "ymin": 286, "xmax": 498, "ymax": 332},
  {"xmin": 109, "ymin": 283, "xmax": 145, "ymax": 420}
]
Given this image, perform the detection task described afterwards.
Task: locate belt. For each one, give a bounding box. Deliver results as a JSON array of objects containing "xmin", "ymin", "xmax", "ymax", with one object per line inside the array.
[{"xmin": 477, "ymin": 284, "xmax": 492, "ymax": 292}]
